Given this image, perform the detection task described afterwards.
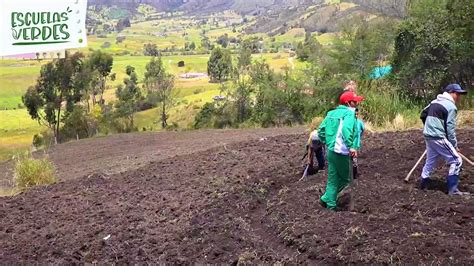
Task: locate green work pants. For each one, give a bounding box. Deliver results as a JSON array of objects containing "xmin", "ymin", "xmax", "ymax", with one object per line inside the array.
[{"xmin": 320, "ymin": 150, "xmax": 351, "ymax": 210}]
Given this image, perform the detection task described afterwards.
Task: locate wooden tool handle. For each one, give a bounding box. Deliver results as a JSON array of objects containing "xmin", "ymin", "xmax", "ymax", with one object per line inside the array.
[
  {"xmin": 404, "ymin": 150, "xmax": 427, "ymax": 182},
  {"xmin": 460, "ymin": 153, "xmax": 474, "ymax": 166}
]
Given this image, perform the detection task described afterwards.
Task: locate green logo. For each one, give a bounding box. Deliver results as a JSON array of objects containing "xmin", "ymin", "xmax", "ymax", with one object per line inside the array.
[{"xmin": 11, "ymin": 7, "xmax": 73, "ymax": 46}]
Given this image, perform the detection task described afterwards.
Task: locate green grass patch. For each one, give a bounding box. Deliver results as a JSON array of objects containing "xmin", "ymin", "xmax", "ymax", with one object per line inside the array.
[
  {"xmin": 135, "ymin": 88, "xmax": 220, "ymax": 130},
  {"xmin": 0, "ymin": 60, "xmax": 44, "ymax": 109},
  {"xmin": 273, "ymin": 28, "xmax": 306, "ymax": 44},
  {"xmin": 0, "ymin": 109, "xmax": 44, "ymax": 162},
  {"xmin": 316, "ymin": 33, "xmax": 337, "ymax": 45},
  {"xmin": 14, "ymin": 156, "xmax": 57, "ymax": 190}
]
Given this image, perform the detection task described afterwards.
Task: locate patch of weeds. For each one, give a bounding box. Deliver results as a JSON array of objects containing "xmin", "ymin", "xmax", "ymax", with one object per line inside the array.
[
  {"xmin": 278, "ymin": 186, "xmax": 289, "ymax": 197},
  {"xmin": 237, "ymin": 250, "xmax": 257, "ymax": 265},
  {"xmin": 246, "ymin": 178, "xmax": 270, "ymax": 200},
  {"xmin": 14, "ymin": 156, "xmax": 57, "ymax": 190},
  {"xmin": 345, "ymin": 226, "xmax": 367, "ymax": 240},
  {"xmin": 254, "ymin": 187, "xmax": 268, "ymax": 199},
  {"xmin": 209, "ymin": 176, "xmax": 228, "ymax": 188}
]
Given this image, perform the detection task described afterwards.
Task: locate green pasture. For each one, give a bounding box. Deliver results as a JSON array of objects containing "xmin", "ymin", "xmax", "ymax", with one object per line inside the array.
[
  {"xmin": 0, "ymin": 8, "xmax": 308, "ymax": 162},
  {"xmin": 0, "ymin": 60, "xmax": 44, "ymax": 109},
  {"xmin": 0, "ymin": 109, "xmax": 43, "ymax": 161},
  {"xmin": 135, "ymin": 88, "xmax": 221, "ymax": 130},
  {"xmin": 272, "ymin": 28, "xmax": 306, "ymax": 45}
]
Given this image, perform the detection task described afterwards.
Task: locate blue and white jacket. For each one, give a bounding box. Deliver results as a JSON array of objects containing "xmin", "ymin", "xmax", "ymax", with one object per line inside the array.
[{"xmin": 423, "ymin": 92, "xmax": 458, "ymax": 148}]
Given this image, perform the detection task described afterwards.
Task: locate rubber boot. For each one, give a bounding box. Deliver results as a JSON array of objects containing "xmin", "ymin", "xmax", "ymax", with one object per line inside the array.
[
  {"xmin": 447, "ymin": 175, "xmax": 469, "ymax": 196},
  {"xmin": 420, "ymin": 178, "xmax": 431, "ymax": 190}
]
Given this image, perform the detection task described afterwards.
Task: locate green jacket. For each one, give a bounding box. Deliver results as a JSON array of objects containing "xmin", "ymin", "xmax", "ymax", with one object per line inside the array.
[
  {"xmin": 318, "ymin": 105, "xmax": 358, "ymax": 155},
  {"xmin": 353, "ymin": 119, "xmax": 365, "ymax": 150}
]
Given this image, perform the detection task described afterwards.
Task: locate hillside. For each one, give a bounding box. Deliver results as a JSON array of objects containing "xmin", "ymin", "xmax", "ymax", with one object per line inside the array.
[
  {"xmin": 1, "ymin": 129, "xmax": 473, "ymax": 263},
  {"xmin": 87, "ymin": 0, "xmax": 406, "ymax": 35},
  {"xmin": 88, "ymin": 0, "xmax": 407, "ymax": 17},
  {"xmin": 88, "ymin": 0, "xmax": 317, "ymax": 14}
]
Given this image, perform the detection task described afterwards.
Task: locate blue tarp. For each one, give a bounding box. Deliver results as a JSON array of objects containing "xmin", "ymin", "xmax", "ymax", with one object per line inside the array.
[{"xmin": 369, "ymin": 65, "xmax": 392, "ymax": 79}]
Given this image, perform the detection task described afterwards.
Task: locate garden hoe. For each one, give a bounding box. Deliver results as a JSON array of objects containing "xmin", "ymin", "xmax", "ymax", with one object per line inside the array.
[
  {"xmin": 460, "ymin": 153, "xmax": 474, "ymax": 166},
  {"xmin": 299, "ymin": 165, "xmax": 310, "ymax": 181},
  {"xmin": 404, "ymin": 150, "xmax": 427, "ymax": 183},
  {"xmin": 404, "ymin": 151, "xmax": 473, "ymax": 183}
]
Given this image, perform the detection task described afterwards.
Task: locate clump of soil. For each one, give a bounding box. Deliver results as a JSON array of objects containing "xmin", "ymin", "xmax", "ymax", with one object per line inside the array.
[{"xmin": 0, "ymin": 129, "xmax": 473, "ymax": 264}]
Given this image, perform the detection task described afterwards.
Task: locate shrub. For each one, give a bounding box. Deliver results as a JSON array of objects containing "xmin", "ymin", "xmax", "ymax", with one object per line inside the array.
[
  {"xmin": 101, "ymin": 41, "xmax": 111, "ymax": 49},
  {"xmin": 166, "ymin": 122, "xmax": 179, "ymax": 131},
  {"xmin": 14, "ymin": 157, "xmax": 57, "ymax": 189},
  {"xmin": 458, "ymin": 110, "xmax": 474, "ymax": 127},
  {"xmin": 116, "ymin": 36, "xmax": 126, "ymax": 44},
  {"xmin": 357, "ymin": 81, "xmax": 420, "ymax": 126},
  {"xmin": 193, "ymin": 102, "xmax": 216, "ymax": 129},
  {"xmin": 137, "ymin": 101, "xmax": 155, "ymax": 111},
  {"xmin": 32, "ymin": 130, "xmax": 54, "ymax": 148},
  {"xmin": 193, "ymin": 88, "xmax": 204, "ymax": 94},
  {"xmin": 32, "ymin": 134, "xmax": 44, "ymax": 148},
  {"xmin": 60, "ymin": 106, "xmax": 92, "ymax": 142}
]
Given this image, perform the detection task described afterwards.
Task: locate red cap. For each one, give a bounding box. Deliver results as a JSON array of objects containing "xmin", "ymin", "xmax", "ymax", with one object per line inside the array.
[{"xmin": 340, "ymin": 91, "xmax": 364, "ymax": 104}]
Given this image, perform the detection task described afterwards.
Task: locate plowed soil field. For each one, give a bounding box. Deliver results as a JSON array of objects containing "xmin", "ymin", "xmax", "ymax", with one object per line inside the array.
[{"xmin": 1, "ymin": 128, "xmax": 473, "ymax": 264}]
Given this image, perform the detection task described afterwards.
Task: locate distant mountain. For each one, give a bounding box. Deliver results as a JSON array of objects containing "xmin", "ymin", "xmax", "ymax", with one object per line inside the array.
[
  {"xmin": 88, "ymin": 0, "xmax": 184, "ymax": 11},
  {"xmin": 88, "ymin": 0, "xmax": 407, "ymax": 17},
  {"xmin": 88, "ymin": 0, "xmax": 407, "ymax": 34},
  {"xmin": 88, "ymin": 0, "xmax": 320, "ymax": 14}
]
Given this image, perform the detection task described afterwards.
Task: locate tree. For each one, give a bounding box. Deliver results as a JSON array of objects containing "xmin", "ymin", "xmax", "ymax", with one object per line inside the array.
[
  {"xmin": 331, "ymin": 17, "xmax": 377, "ymax": 79},
  {"xmin": 116, "ymin": 17, "xmax": 131, "ymax": 32},
  {"xmin": 201, "ymin": 37, "xmax": 213, "ymax": 51},
  {"xmin": 391, "ymin": 0, "xmax": 473, "ymax": 98},
  {"xmin": 241, "ymin": 37, "xmax": 262, "ymax": 53},
  {"xmin": 88, "ymin": 50, "xmax": 114, "ymax": 106},
  {"xmin": 144, "ymin": 43, "xmax": 160, "ymax": 56},
  {"xmin": 114, "ymin": 66, "xmax": 142, "ymax": 131},
  {"xmin": 144, "ymin": 57, "xmax": 175, "ymax": 128},
  {"xmin": 250, "ymin": 62, "xmax": 306, "ymax": 127},
  {"xmin": 230, "ymin": 76, "xmax": 254, "ymax": 123},
  {"xmin": 237, "ymin": 46, "xmax": 252, "ymax": 71},
  {"xmin": 217, "ymin": 34, "xmax": 230, "ymax": 48},
  {"xmin": 207, "ymin": 47, "xmax": 233, "ymax": 83},
  {"xmin": 447, "ymin": 0, "xmax": 474, "ymax": 92},
  {"xmin": 185, "ymin": 42, "xmax": 196, "ymax": 51},
  {"xmin": 314, "ymin": 16, "xmax": 397, "ymax": 80},
  {"xmin": 23, "ymin": 53, "xmax": 85, "ymax": 144},
  {"xmin": 61, "ymin": 106, "xmax": 91, "ymax": 141}
]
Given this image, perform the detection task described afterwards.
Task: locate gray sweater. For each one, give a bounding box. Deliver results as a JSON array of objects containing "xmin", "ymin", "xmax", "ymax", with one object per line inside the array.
[{"xmin": 423, "ymin": 92, "xmax": 458, "ymax": 148}]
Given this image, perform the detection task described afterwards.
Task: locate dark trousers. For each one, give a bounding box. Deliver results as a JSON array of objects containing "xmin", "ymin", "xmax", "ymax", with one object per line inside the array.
[{"xmin": 314, "ymin": 146, "xmax": 326, "ymax": 170}]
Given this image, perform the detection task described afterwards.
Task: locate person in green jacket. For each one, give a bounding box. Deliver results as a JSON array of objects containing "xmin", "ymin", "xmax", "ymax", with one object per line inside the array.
[{"xmin": 318, "ymin": 91, "xmax": 364, "ymax": 211}]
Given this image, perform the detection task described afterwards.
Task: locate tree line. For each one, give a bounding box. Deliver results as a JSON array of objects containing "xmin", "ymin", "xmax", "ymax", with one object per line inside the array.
[
  {"xmin": 23, "ymin": 51, "xmax": 175, "ymax": 145},
  {"xmin": 23, "ymin": 0, "xmax": 473, "ymax": 145},
  {"xmin": 195, "ymin": 0, "xmax": 473, "ymax": 130}
]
